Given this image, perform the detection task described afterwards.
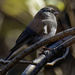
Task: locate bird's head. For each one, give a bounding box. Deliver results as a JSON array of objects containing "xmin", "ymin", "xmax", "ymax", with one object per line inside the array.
[{"xmin": 34, "ymin": 7, "xmax": 59, "ymax": 19}]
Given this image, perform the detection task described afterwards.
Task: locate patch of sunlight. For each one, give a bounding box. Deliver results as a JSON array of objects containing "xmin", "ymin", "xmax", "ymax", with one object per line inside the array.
[{"xmin": 24, "ymin": 0, "xmax": 46, "ymax": 16}]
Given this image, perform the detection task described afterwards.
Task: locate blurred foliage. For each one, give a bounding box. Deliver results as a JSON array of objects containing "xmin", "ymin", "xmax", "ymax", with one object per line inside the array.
[
  {"xmin": 45, "ymin": 0, "xmax": 65, "ymax": 11},
  {"xmin": 1, "ymin": 0, "xmax": 26, "ymax": 16},
  {"xmin": 0, "ymin": 0, "xmax": 75, "ymax": 75}
]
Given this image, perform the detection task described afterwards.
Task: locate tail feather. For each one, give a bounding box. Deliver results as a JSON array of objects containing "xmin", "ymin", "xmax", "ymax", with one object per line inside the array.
[
  {"xmin": 5, "ymin": 51, "xmax": 14, "ymax": 60},
  {"xmin": 0, "ymin": 51, "xmax": 14, "ymax": 67},
  {"xmin": 5, "ymin": 44, "xmax": 22, "ymax": 60},
  {"xmin": 5, "ymin": 37, "xmax": 32, "ymax": 60}
]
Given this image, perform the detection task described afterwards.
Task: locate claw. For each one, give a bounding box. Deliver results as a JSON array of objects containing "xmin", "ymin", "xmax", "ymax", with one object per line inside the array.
[{"xmin": 42, "ymin": 46, "xmax": 51, "ymax": 50}]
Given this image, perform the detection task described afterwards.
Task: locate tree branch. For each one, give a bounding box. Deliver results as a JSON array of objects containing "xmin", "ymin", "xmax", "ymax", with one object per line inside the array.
[
  {"xmin": 22, "ymin": 35, "xmax": 71, "ymax": 75},
  {"xmin": 46, "ymin": 47, "xmax": 69, "ymax": 66},
  {"xmin": 0, "ymin": 27, "xmax": 75, "ymax": 75},
  {"xmin": 0, "ymin": 59, "xmax": 37, "ymax": 65},
  {"xmin": 22, "ymin": 48, "xmax": 69, "ymax": 75},
  {"xmin": 29, "ymin": 35, "xmax": 75, "ymax": 75}
]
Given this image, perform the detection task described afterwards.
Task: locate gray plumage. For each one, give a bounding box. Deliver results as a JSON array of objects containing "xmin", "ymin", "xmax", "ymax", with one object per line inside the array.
[{"xmin": 5, "ymin": 7, "xmax": 58, "ymax": 60}]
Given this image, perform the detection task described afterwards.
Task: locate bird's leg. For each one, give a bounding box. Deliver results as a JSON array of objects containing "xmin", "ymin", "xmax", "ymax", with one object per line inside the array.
[
  {"xmin": 40, "ymin": 46, "xmax": 70, "ymax": 66},
  {"xmin": 39, "ymin": 46, "xmax": 52, "ymax": 56},
  {"xmin": 41, "ymin": 46, "xmax": 51, "ymax": 51}
]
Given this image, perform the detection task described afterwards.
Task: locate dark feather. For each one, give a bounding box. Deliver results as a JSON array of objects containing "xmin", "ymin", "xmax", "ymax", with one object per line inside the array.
[
  {"xmin": 5, "ymin": 27, "xmax": 41, "ymax": 60},
  {"xmin": 16, "ymin": 27, "xmax": 37, "ymax": 44}
]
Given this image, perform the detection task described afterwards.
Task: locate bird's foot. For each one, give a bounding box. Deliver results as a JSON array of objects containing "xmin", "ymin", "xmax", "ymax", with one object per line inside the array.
[{"xmin": 42, "ymin": 46, "xmax": 51, "ymax": 50}]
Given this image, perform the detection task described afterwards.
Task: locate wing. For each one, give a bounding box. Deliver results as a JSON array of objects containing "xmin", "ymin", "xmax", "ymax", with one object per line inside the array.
[
  {"xmin": 16, "ymin": 19, "xmax": 45, "ymax": 44},
  {"xmin": 5, "ymin": 26, "xmax": 42, "ymax": 60},
  {"xmin": 16, "ymin": 26, "xmax": 37, "ymax": 44},
  {"xmin": 11, "ymin": 26, "xmax": 38, "ymax": 52}
]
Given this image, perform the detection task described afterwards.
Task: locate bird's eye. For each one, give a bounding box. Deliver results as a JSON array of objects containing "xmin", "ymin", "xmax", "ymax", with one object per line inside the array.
[
  {"xmin": 41, "ymin": 9, "xmax": 46, "ymax": 12},
  {"xmin": 50, "ymin": 10, "xmax": 55, "ymax": 13}
]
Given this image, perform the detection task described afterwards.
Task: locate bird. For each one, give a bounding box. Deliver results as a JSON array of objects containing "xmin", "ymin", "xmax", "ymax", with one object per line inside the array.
[{"xmin": 5, "ymin": 7, "xmax": 58, "ymax": 60}]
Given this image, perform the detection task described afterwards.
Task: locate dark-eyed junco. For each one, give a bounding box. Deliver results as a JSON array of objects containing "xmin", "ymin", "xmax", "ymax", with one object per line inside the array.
[{"xmin": 5, "ymin": 7, "xmax": 58, "ymax": 60}]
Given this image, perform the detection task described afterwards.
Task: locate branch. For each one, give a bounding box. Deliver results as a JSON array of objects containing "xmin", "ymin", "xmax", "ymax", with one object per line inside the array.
[
  {"xmin": 1, "ymin": 57, "xmax": 63, "ymax": 66},
  {"xmin": 0, "ymin": 27, "xmax": 75, "ymax": 75},
  {"xmin": 22, "ymin": 35, "xmax": 71, "ymax": 75},
  {"xmin": 0, "ymin": 59, "xmax": 37, "ymax": 65},
  {"xmin": 46, "ymin": 47, "xmax": 69, "ymax": 66},
  {"xmin": 22, "ymin": 47, "xmax": 69, "ymax": 75},
  {"xmin": 29, "ymin": 36, "xmax": 75, "ymax": 75}
]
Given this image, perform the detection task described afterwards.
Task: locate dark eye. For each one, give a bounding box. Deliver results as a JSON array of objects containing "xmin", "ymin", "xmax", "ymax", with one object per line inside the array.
[{"xmin": 50, "ymin": 10, "xmax": 55, "ymax": 13}]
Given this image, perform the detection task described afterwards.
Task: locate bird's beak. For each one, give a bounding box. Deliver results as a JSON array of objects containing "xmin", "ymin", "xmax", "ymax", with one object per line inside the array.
[{"xmin": 54, "ymin": 11, "xmax": 59, "ymax": 15}]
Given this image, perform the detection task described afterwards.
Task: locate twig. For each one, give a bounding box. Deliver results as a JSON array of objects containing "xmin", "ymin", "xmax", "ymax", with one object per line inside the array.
[
  {"xmin": 22, "ymin": 35, "xmax": 72, "ymax": 75},
  {"xmin": 22, "ymin": 54, "xmax": 46, "ymax": 75},
  {"xmin": 0, "ymin": 27, "xmax": 75, "ymax": 75},
  {"xmin": 46, "ymin": 47, "xmax": 69, "ymax": 66},
  {"xmin": 1, "ymin": 57, "xmax": 64, "ymax": 66},
  {"xmin": 29, "ymin": 36, "xmax": 75, "ymax": 75},
  {"xmin": 21, "ymin": 48, "xmax": 69, "ymax": 75},
  {"xmin": 0, "ymin": 59, "xmax": 37, "ymax": 65}
]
